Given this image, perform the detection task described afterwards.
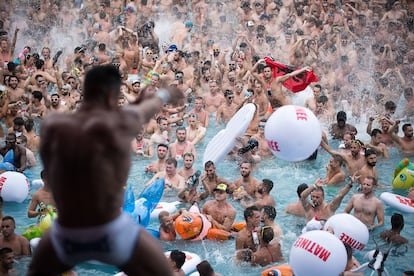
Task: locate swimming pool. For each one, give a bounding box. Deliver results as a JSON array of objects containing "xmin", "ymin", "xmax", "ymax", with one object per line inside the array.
[{"xmin": 7, "ymin": 111, "xmax": 414, "ymax": 275}]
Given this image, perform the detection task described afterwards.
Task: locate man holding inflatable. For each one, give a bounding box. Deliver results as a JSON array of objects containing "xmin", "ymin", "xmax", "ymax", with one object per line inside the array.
[{"xmin": 28, "ymin": 65, "xmax": 183, "ymax": 275}]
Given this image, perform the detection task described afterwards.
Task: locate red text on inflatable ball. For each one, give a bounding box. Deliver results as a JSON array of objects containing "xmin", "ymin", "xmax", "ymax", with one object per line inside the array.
[
  {"xmin": 295, "ymin": 107, "xmax": 308, "ymax": 121},
  {"xmin": 396, "ymin": 195, "xmax": 414, "ymax": 207},
  {"xmin": 0, "ymin": 176, "xmax": 6, "ymax": 193},
  {"xmin": 293, "ymin": 237, "xmax": 331, "ymax": 262},
  {"xmin": 267, "ymin": 141, "xmax": 280, "ymax": 152},
  {"xmin": 339, "ymin": 232, "xmax": 365, "ymax": 250}
]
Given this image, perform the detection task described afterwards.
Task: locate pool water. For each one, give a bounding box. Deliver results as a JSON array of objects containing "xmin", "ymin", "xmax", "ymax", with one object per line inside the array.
[{"xmin": 6, "ymin": 112, "xmax": 414, "ymax": 275}]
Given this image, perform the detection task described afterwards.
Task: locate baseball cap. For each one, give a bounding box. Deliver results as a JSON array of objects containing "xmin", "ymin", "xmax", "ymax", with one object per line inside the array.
[
  {"xmin": 214, "ymin": 183, "xmax": 228, "ymax": 193},
  {"xmin": 132, "ymin": 79, "xmax": 141, "ymax": 85},
  {"xmin": 247, "ymin": 21, "xmax": 255, "ymax": 27}
]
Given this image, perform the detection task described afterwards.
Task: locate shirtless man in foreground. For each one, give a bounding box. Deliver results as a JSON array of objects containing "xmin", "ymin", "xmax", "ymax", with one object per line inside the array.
[
  {"xmin": 28, "ymin": 65, "xmax": 183, "ymax": 275},
  {"xmin": 344, "ymin": 176, "xmax": 384, "ymax": 231},
  {"xmin": 300, "ymin": 177, "xmax": 355, "ymax": 222}
]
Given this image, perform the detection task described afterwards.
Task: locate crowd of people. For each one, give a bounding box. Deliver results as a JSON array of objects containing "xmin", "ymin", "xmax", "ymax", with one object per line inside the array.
[{"xmin": 0, "ymin": 0, "xmax": 414, "ymax": 274}]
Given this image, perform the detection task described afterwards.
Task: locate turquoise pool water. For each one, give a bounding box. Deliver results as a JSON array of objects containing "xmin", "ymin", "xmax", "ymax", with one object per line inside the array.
[{"xmin": 6, "ymin": 113, "xmax": 414, "ymax": 275}]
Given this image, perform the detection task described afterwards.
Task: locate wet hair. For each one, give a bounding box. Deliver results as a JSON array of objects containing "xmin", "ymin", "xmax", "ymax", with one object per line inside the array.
[
  {"xmin": 364, "ymin": 148, "xmax": 376, "ymax": 157},
  {"xmin": 403, "ymin": 271, "xmax": 414, "ymax": 275},
  {"xmin": 244, "ymin": 206, "xmax": 259, "ymax": 221},
  {"xmin": 262, "ymin": 205, "xmax": 276, "ymax": 220},
  {"xmin": 384, "ymin": 100, "xmax": 396, "ymax": 111},
  {"xmin": 2, "ymin": 215, "xmax": 15, "ymax": 225},
  {"xmin": 166, "ymin": 157, "xmax": 178, "ymax": 167},
  {"xmin": 204, "ymin": 160, "xmax": 214, "ymax": 168},
  {"xmin": 13, "ymin": 117, "xmax": 24, "ymax": 126},
  {"xmin": 196, "ymin": 260, "xmax": 215, "ymax": 276},
  {"xmin": 170, "ymin": 250, "xmax": 186, "ymax": 269},
  {"xmin": 365, "ymin": 175, "xmax": 378, "ymax": 186},
  {"xmin": 18, "ymin": 134, "xmax": 27, "ymax": 144},
  {"xmin": 35, "ymin": 59, "xmax": 45, "ymax": 69},
  {"xmin": 262, "ymin": 179, "xmax": 274, "ymax": 192},
  {"xmin": 391, "ymin": 213, "xmax": 404, "ymax": 230},
  {"xmin": 317, "ymin": 95, "xmax": 328, "ymax": 104},
  {"xmin": 343, "ymin": 242, "xmax": 353, "ymax": 261},
  {"xmin": 332, "ymin": 154, "xmax": 345, "ymax": 167},
  {"xmin": 83, "ymin": 65, "xmax": 121, "ymax": 104},
  {"xmin": 0, "ymin": 247, "xmax": 12, "ymax": 257},
  {"xmin": 261, "ymin": 226, "xmax": 274, "ymax": 244},
  {"xmin": 24, "ymin": 118, "xmax": 35, "ymax": 132},
  {"xmin": 157, "ymin": 143, "xmax": 169, "ymax": 150},
  {"xmin": 402, "ymin": 123, "xmax": 412, "ymax": 132},
  {"xmin": 297, "ymin": 183, "xmax": 308, "ymax": 198},
  {"xmin": 371, "ymin": 128, "xmax": 382, "ymax": 137}
]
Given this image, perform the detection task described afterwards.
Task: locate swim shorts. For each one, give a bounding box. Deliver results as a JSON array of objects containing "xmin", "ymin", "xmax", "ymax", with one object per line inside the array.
[{"xmin": 50, "ymin": 213, "xmax": 140, "ymax": 267}]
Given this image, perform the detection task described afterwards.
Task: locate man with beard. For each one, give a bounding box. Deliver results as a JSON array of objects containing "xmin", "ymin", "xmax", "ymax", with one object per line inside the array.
[
  {"xmin": 321, "ymin": 139, "xmax": 365, "ymax": 176},
  {"xmin": 390, "ymin": 122, "xmax": 414, "ymax": 155},
  {"xmin": 5, "ymin": 75, "xmax": 25, "ymax": 102},
  {"xmin": 145, "ymin": 143, "xmax": 168, "ymax": 173},
  {"xmin": 344, "ymin": 176, "xmax": 384, "ymax": 231},
  {"xmin": 202, "ymin": 183, "xmax": 236, "ymax": 232},
  {"xmin": 330, "ymin": 111, "xmax": 357, "ymax": 140},
  {"xmin": 158, "ymin": 211, "xmax": 177, "ymax": 241},
  {"xmin": 356, "ymin": 148, "xmax": 378, "ymax": 186},
  {"xmin": 168, "ymin": 127, "xmax": 197, "ymax": 161},
  {"xmin": 365, "ymin": 129, "xmax": 390, "ymax": 159},
  {"xmin": 187, "ymin": 96, "xmax": 209, "ymax": 128},
  {"xmin": 216, "ymin": 90, "xmax": 237, "ymax": 124},
  {"xmin": 48, "ymin": 94, "xmax": 69, "ymax": 113},
  {"xmin": 300, "ymin": 177, "xmax": 355, "ymax": 223},
  {"xmin": 199, "ymin": 161, "xmax": 231, "ymax": 200},
  {"xmin": 232, "ymin": 161, "xmax": 260, "ymax": 199},
  {"xmin": 241, "ymin": 179, "xmax": 275, "ymax": 209},
  {"xmin": 0, "ymin": 247, "xmax": 16, "ymax": 275}
]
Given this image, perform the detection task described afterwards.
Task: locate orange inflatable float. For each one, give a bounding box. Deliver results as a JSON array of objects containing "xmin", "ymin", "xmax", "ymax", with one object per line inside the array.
[
  {"xmin": 174, "ymin": 205, "xmax": 233, "ymax": 241},
  {"xmin": 261, "ymin": 265, "xmax": 293, "ymax": 276}
]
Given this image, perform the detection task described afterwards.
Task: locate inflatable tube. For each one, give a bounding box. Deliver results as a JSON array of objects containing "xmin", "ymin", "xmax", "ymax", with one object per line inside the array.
[
  {"xmin": 264, "ymin": 105, "xmax": 322, "ymax": 162},
  {"xmin": 206, "ymin": 228, "xmax": 232, "ymax": 240},
  {"xmin": 0, "ymin": 171, "xmax": 30, "ymax": 203},
  {"xmin": 203, "ymin": 103, "xmax": 256, "ymax": 165},
  {"xmin": 380, "ymin": 192, "xmax": 414, "ymax": 214},
  {"xmin": 301, "ymin": 218, "xmax": 324, "ymax": 234},
  {"xmin": 150, "ymin": 201, "xmax": 181, "ymax": 219},
  {"xmin": 323, "ymin": 214, "xmax": 369, "ymax": 251},
  {"xmin": 261, "ymin": 265, "xmax": 293, "ymax": 276},
  {"xmin": 164, "ymin": 251, "xmax": 202, "ymax": 275},
  {"xmin": 231, "ymin": 221, "xmax": 246, "ymax": 232},
  {"xmin": 174, "ymin": 205, "xmax": 212, "ymax": 241},
  {"xmin": 22, "ymin": 207, "xmax": 58, "ymax": 240},
  {"xmin": 130, "ymin": 178, "xmax": 165, "ymax": 227},
  {"xmin": 392, "ymin": 158, "xmax": 414, "ymax": 189},
  {"xmin": 290, "ymin": 230, "xmax": 347, "ymax": 276}
]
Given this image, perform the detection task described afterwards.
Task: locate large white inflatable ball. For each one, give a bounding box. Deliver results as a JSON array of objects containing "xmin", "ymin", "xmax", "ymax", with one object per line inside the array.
[
  {"xmin": 264, "ymin": 105, "xmax": 322, "ymax": 161},
  {"xmin": 290, "ymin": 230, "xmax": 347, "ymax": 276},
  {"xmin": 323, "ymin": 213, "xmax": 369, "ymax": 251},
  {"xmin": 0, "ymin": 171, "xmax": 30, "ymax": 203}
]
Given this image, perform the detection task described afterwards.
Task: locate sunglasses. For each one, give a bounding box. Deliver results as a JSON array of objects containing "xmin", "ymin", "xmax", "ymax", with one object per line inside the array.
[
  {"xmin": 227, "ymin": 96, "xmax": 234, "ymax": 99},
  {"xmin": 258, "ymin": 125, "xmax": 265, "ymax": 129}
]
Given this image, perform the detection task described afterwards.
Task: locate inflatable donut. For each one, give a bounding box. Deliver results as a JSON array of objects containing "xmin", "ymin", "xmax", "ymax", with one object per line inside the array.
[
  {"xmin": 380, "ymin": 192, "xmax": 414, "ymax": 214},
  {"xmin": 262, "ymin": 265, "xmax": 293, "ymax": 276},
  {"xmin": 290, "ymin": 230, "xmax": 347, "ymax": 276},
  {"xmin": 323, "ymin": 214, "xmax": 369, "ymax": 251},
  {"xmin": 392, "ymin": 158, "xmax": 414, "ymax": 189},
  {"xmin": 164, "ymin": 251, "xmax": 201, "ymax": 275}
]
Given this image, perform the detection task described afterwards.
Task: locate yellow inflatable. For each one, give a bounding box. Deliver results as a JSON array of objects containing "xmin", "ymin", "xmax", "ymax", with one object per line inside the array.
[
  {"xmin": 22, "ymin": 205, "xmax": 57, "ymax": 240},
  {"xmin": 392, "ymin": 158, "xmax": 414, "ymax": 189}
]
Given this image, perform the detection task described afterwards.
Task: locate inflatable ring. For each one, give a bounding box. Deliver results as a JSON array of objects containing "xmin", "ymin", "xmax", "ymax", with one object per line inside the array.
[
  {"xmin": 164, "ymin": 251, "xmax": 201, "ymax": 275},
  {"xmin": 380, "ymin": 192, "xmax": 414, "ymax": 214},
  {"xmin": 262, "ymin": 265, "xmax": 293, "ymax": 276},
  {"xmin": 392, "ymin": 158, "xmax": 414, "ymax": 189}
]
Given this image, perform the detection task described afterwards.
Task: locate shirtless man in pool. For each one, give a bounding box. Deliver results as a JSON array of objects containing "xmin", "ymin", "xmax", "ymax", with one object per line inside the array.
[
  {"xmin": 28, "ymin": 65, "xmax": 183, "ymax": 275},
  {"xmin": 300, "ymin": 177, "xmax": 355, "ymax": 222}
]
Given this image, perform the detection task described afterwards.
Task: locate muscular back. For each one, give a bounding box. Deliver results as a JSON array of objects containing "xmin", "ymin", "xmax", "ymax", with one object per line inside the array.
[{"xmin": 40, "ymin": 109, "xmax": 137, "ymax": 227}]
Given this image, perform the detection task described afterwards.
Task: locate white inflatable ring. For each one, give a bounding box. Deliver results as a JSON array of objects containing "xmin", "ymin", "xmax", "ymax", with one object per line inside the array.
[
  {"xmin": 380, "ymin": 192, "xmax": 414, "ymax": 214},
  {"xmin": 164, "ymin": 251, "xmax": 202, "ymax": 275},
  {"xmin": 150, "ymin": 201, "xmax": 181, "ymax": 220}
]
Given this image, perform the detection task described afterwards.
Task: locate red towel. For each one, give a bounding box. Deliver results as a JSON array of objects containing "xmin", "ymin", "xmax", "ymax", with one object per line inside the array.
[{"xmin": 264, "ymin": 57, "xmax": 319, "ymax": 93}]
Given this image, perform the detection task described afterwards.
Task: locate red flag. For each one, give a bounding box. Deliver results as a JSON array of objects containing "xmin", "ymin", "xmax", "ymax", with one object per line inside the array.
[{"xmin": 264, "ymin": 57, "xmax": 319, "ymax": 93}]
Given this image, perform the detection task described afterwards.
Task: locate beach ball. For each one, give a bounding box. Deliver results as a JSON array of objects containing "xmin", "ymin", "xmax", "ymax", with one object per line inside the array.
[
  {"xmin": 265, "ymin": 105, "xmax": 322, "ymax": 161},
  {"xmin": 323, "ymin": 213, "xmax": 369, "ymax": 251},
  {"xmin": 290, "ymin": 230, "xmax": 347, "ymax": 276},
  {"xmin": 0, "ymin": 171, "xmax": 30, "ymax": 203}
]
